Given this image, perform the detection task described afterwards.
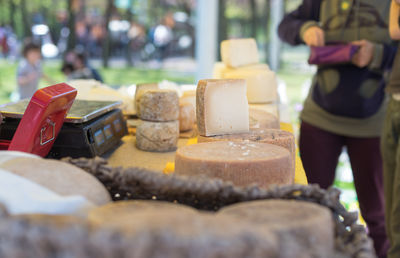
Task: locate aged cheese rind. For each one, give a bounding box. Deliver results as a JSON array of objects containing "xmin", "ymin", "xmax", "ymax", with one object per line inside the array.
[
  {"xmin": 136, "ymin": 120, "xmax": 179, "ymax": 152},
  {"xmin": 179, "ymin": 102, "xmax": 195, "ymax": 132},
  {"xmin": 221, "ymin": 38, "xmax": 259, "ymax": 68},
  {"xmin": 197, "ymin": 128, "xmax": 295, "ymax": 174},
  {"xmin": 249, "ymin": 108, "xmax": 279, "ymax": 129},
  {"xmin": 175, "ymin": 141, "xmax": 293, "ymax": 188},
  {"xmin": 135, "ymin": 83, "xmax": 159, "ymax": 114},
  {"xmin": 196, "ymin": 79, "xmax": 249, "ymax": 136},
  {"xmin": 218, "ymin": 200, "xmax": 335, "ymax": 258},
  {"xmin": 137, "ymin": 89, "xmax": 179, "ymax": 122}
]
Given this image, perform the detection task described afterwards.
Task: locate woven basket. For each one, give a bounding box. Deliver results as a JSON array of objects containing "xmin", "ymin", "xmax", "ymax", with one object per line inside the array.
[{"xmin": 0, "ymin": 157, "xmax": 376, "ymax": 258}]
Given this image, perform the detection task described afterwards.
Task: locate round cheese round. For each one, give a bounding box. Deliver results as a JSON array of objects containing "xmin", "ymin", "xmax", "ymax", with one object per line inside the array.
[
  {"xmin": 0, "ymin": 157, "xmax": 111, "ymax": 205},
  {"xmin": 136, "ymin": 120, "xmax": 179, "ymax": 152},
  {"xmin": 197, "ymin": 128, "xmax": 295, "ymax": 160},
  {"xmin": 175, "ymin": 141, "xmax": 293, "ymax": 188},
  {"xmin": 137, "ymin": 89, "xmax": 179, "ymax": 122},
  {"xmin": 218, "ymin": 200, "xmax": 335, "ymax": 257},
  {"xmin": 89, "ymin": 200, "xmax": 279, "ymax": 257},
  {"xmin": 179, "ymin": 102, "xmax": 195, "ymax": 132},
  {"xmin": 249, "ymin": 108, "xmax": 279, "ymax": 129}
]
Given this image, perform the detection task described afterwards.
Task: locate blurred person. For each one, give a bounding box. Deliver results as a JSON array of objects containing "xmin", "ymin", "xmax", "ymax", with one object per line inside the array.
[
  {"xmin": 382, "ymin": 1, "xmax": 400, "ymax": 257},
  {"xmin": 152, "ymin": 13, "xmax": 175, "ymax": 61},
  {"xmin": 16, "ymin": 42, "xmax": 53, "ymax": 100},
  {"xmin": 63, "ymin": 51, "xmax": 103, "ymax": 82},
  {"xmin": 278, "ymin": 1, "xmax": 397, "ymax": 257}
]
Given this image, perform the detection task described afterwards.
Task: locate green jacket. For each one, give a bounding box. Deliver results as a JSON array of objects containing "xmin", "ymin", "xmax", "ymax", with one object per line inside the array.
[{"xmin": 279, "ymin": 0, "xmax": 397, "ymax": 137}]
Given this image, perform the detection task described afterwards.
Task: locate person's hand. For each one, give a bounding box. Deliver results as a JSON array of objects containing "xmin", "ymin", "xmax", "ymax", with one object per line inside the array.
[
  {"xmin": 395, "ymin": 0, "xmax": 400, "ymax": 5},
  {"xmin": 303, "ymin": 26, "xmax": 325, "ymax": 46},
  {"xmin": 351, "ymin": 40, "xmax": 374, "ymax": 68}
]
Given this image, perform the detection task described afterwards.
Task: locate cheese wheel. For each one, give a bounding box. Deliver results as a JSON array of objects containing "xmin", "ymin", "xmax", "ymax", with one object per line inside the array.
[
  {"xmin": 179, "ymin": 102, "xmax": 195, "ymax": 132},
  {"xmin": 249, "ymin": 108, "xmax": 279, "ymax": 129},
  {"xmin": 0, "ymin": 157, "xmax": 111, "ymax": 205},
  {"xmin": 136, "ymin": 120, "xmax": 179, "ymax": 152},
  {"xmin": 175, "ymin": 141, "xmax": 293, "ymax": 188},
  {"xmin": 134, "ymin": 83, "xmax": 159, "ymax": 114},
  {"xmin": 223, "ymin": 67, "xmax": 278, "ymax": 104},
  {"xmin": 219, "ymin": 200, "xmax": 335, "ymax": 257},
  {"xmin": 137, "ymin": 89, "xmax": 179, "ymax": 122},
  {"xmin": 89, "ymin": 201, "xmax": 279, "ymax": 257},
  {"xmin": 196, "ymin": 79, "xmax": 249, "ymax": 136},
  {"xmin": 197, "ymin": 128, "xmax": 294, "ymax": 158},
  {"xmin": 89, "ymin": 201, "xmax": 197, "ymax": 228},
  {"xmin": 221, "ymin": 38, "xmax": 259, "ymax": 68}
]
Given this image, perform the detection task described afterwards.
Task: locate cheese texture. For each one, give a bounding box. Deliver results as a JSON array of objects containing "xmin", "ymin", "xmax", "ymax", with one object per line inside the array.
[
  {"xmin": 249, "ymin": 103, "xmax": 279, "ymax": 118},
  {"xmin": 179, "ymin": 102, "xmax": 195, "ymax": 132},
  {"xmin": 249, "ymin": 108, "xmax": 279, "ymax": 129},
  {"xmin": 136, "ymin": 120, "xmax": 179, "ymax": 152},
  {"xmin": 197, "ymin": 128, "xmax": 295, "ymax": 174},
  {"xmin": 196, "ymin": 79, "xmax": 249, "ymax": 136},
  {"xmin": 175, "ymin": 141, "xmax": 293, "ymax": 188},
  {"xmin": 223, "ymin": 67, "xmax": 277, "ymax": 104},
  {"xmin": 137, "ymin": 89, "xmax": 179, "ymax": 122},
  {"xmin": 221, "ymin": 38, "xmax": 259, "ymax": 68},
  {"xmin": 219, "ymin": 200, "xmax": 334, "ymax": 257},
  {"xmin": 134, "ymin": 83, "xmax": 159, "ymax": 114}
]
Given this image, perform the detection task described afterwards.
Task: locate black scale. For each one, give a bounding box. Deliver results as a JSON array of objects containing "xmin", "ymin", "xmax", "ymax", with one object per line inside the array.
[{"xmin": 0, "ymin": 100, "xmax": 127, "ymax": 159}]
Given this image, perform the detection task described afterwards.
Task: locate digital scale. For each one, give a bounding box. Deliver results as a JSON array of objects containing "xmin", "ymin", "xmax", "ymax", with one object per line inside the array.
[{"xmin": 0, "ymin": 98, "xmax": 127, "ymax": 159}]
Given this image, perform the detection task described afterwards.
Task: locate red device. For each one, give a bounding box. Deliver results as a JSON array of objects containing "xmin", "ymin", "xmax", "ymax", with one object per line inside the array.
[{"xmin": 6, "ymin": 83, "xmax": 77, "ymax": 157}]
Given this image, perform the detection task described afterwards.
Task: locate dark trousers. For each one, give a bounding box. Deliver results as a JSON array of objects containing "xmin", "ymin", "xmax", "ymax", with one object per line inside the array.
[
  {"xmin": 382, "ymin": 98, "xmax": 400, "ymax": 258},
  {"xmin": 300, "ymin": 121, "xmax": 389, "ymax": 258}
]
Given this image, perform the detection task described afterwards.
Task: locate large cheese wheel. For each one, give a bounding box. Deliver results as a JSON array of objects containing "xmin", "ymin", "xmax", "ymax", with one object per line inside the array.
[
  {"xmin": 89, "ymin": 200, "xmax": 198, "ymax": 229},
  {"xmin": 136, "ymin": 120, "xmax": 179, "ymax": 152},
  {"xmin": 218, "ymin": 200, "xmax": 335, "ymax": 257},
  {"xmin": 197, "ymin": 129, "xmax": 295, "ymax": 159},
  {"xmin": 0, "ymin": 157, "xmax": 111, "ymax": 205},
  {"xmin": 89, "ymin": 201, "xmax": 279, "ymax": 257},
  {"xmin": 134, "ymin": 83, "xmax": 159, "ymax": 114},
  {"xmin": 220, "ymin": 38, "xmax": 259, "ymax": 68},
  {"xmin": 249, "ymin": 108, "xmax": 279, "ymax": 129},
  {"xmin": 179, "ymin": 102, "xmax": 195, "ymax": 132},
  {"xmin": 137, "ymin": 89, "xmax": 179, "ymax": 122},
  {"xmin": 175, "ymin": 141, "xmax": 293, "ymax": 188},
  {"xmin": 196, "ymin": 79, "xmax": 249, "ymax": 136}
]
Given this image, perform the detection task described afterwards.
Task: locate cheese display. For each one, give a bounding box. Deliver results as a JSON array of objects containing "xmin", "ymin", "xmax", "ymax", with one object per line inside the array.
[
  {"xmin": 223, "ymin": 67, "xmax": 277, "ymax": 104},
  {"xmin": 179, "ymin": 102, "xmax": 195, "ymax": 132},
  {"xmin": 0, "ymin": 157, "xmax": 111, "ymax": 205},
  {"xmin": 137, "ymin": 89, "xmax": 179, "ymax": 122},
  {"xmin": 249, "ymin": 108, "xmax": 279, "ymax": 129},
  {"xmin": 134, "ymin": 83, "xmax": 159, "ymax": 114},
  {"xmin": 221, "ymin": 38, "xmax": 259, "ymax": 68},
  {"xmin": 136, "ymin": 120, "xmax": 179, "ymax": 152},
  {"xmin": 219, "ymin": 200, "xmax": 335, "ymax": 257},
  {"xmin": 196, "ymin": 79, "xmax": 249, "ymax": 136},
  {"xmin": 175, "ymin": 141, "xmax": 293, "ymax": 188}
]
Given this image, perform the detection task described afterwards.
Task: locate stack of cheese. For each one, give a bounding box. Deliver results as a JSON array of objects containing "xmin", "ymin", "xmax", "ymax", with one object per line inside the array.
[
  {"xmin": 214, "ymin": 38, "xmax": 278, "ymax": 116},
  {"xmin": 135, "ymin": 86, "xmax": 180, "ymax": 152},
  {"xmin": 175, "ymin": 79, "xmax": 294, "ymax": 189}
]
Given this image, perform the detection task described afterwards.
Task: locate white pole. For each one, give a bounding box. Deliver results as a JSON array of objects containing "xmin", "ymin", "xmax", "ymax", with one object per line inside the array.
[
  {"xmin": 195, "ymin": 0, "xmax": 219, "ymax": 82},
  {"xmin": 268, "ymin": 0, "xmax": 284, "ymax": 71}
]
